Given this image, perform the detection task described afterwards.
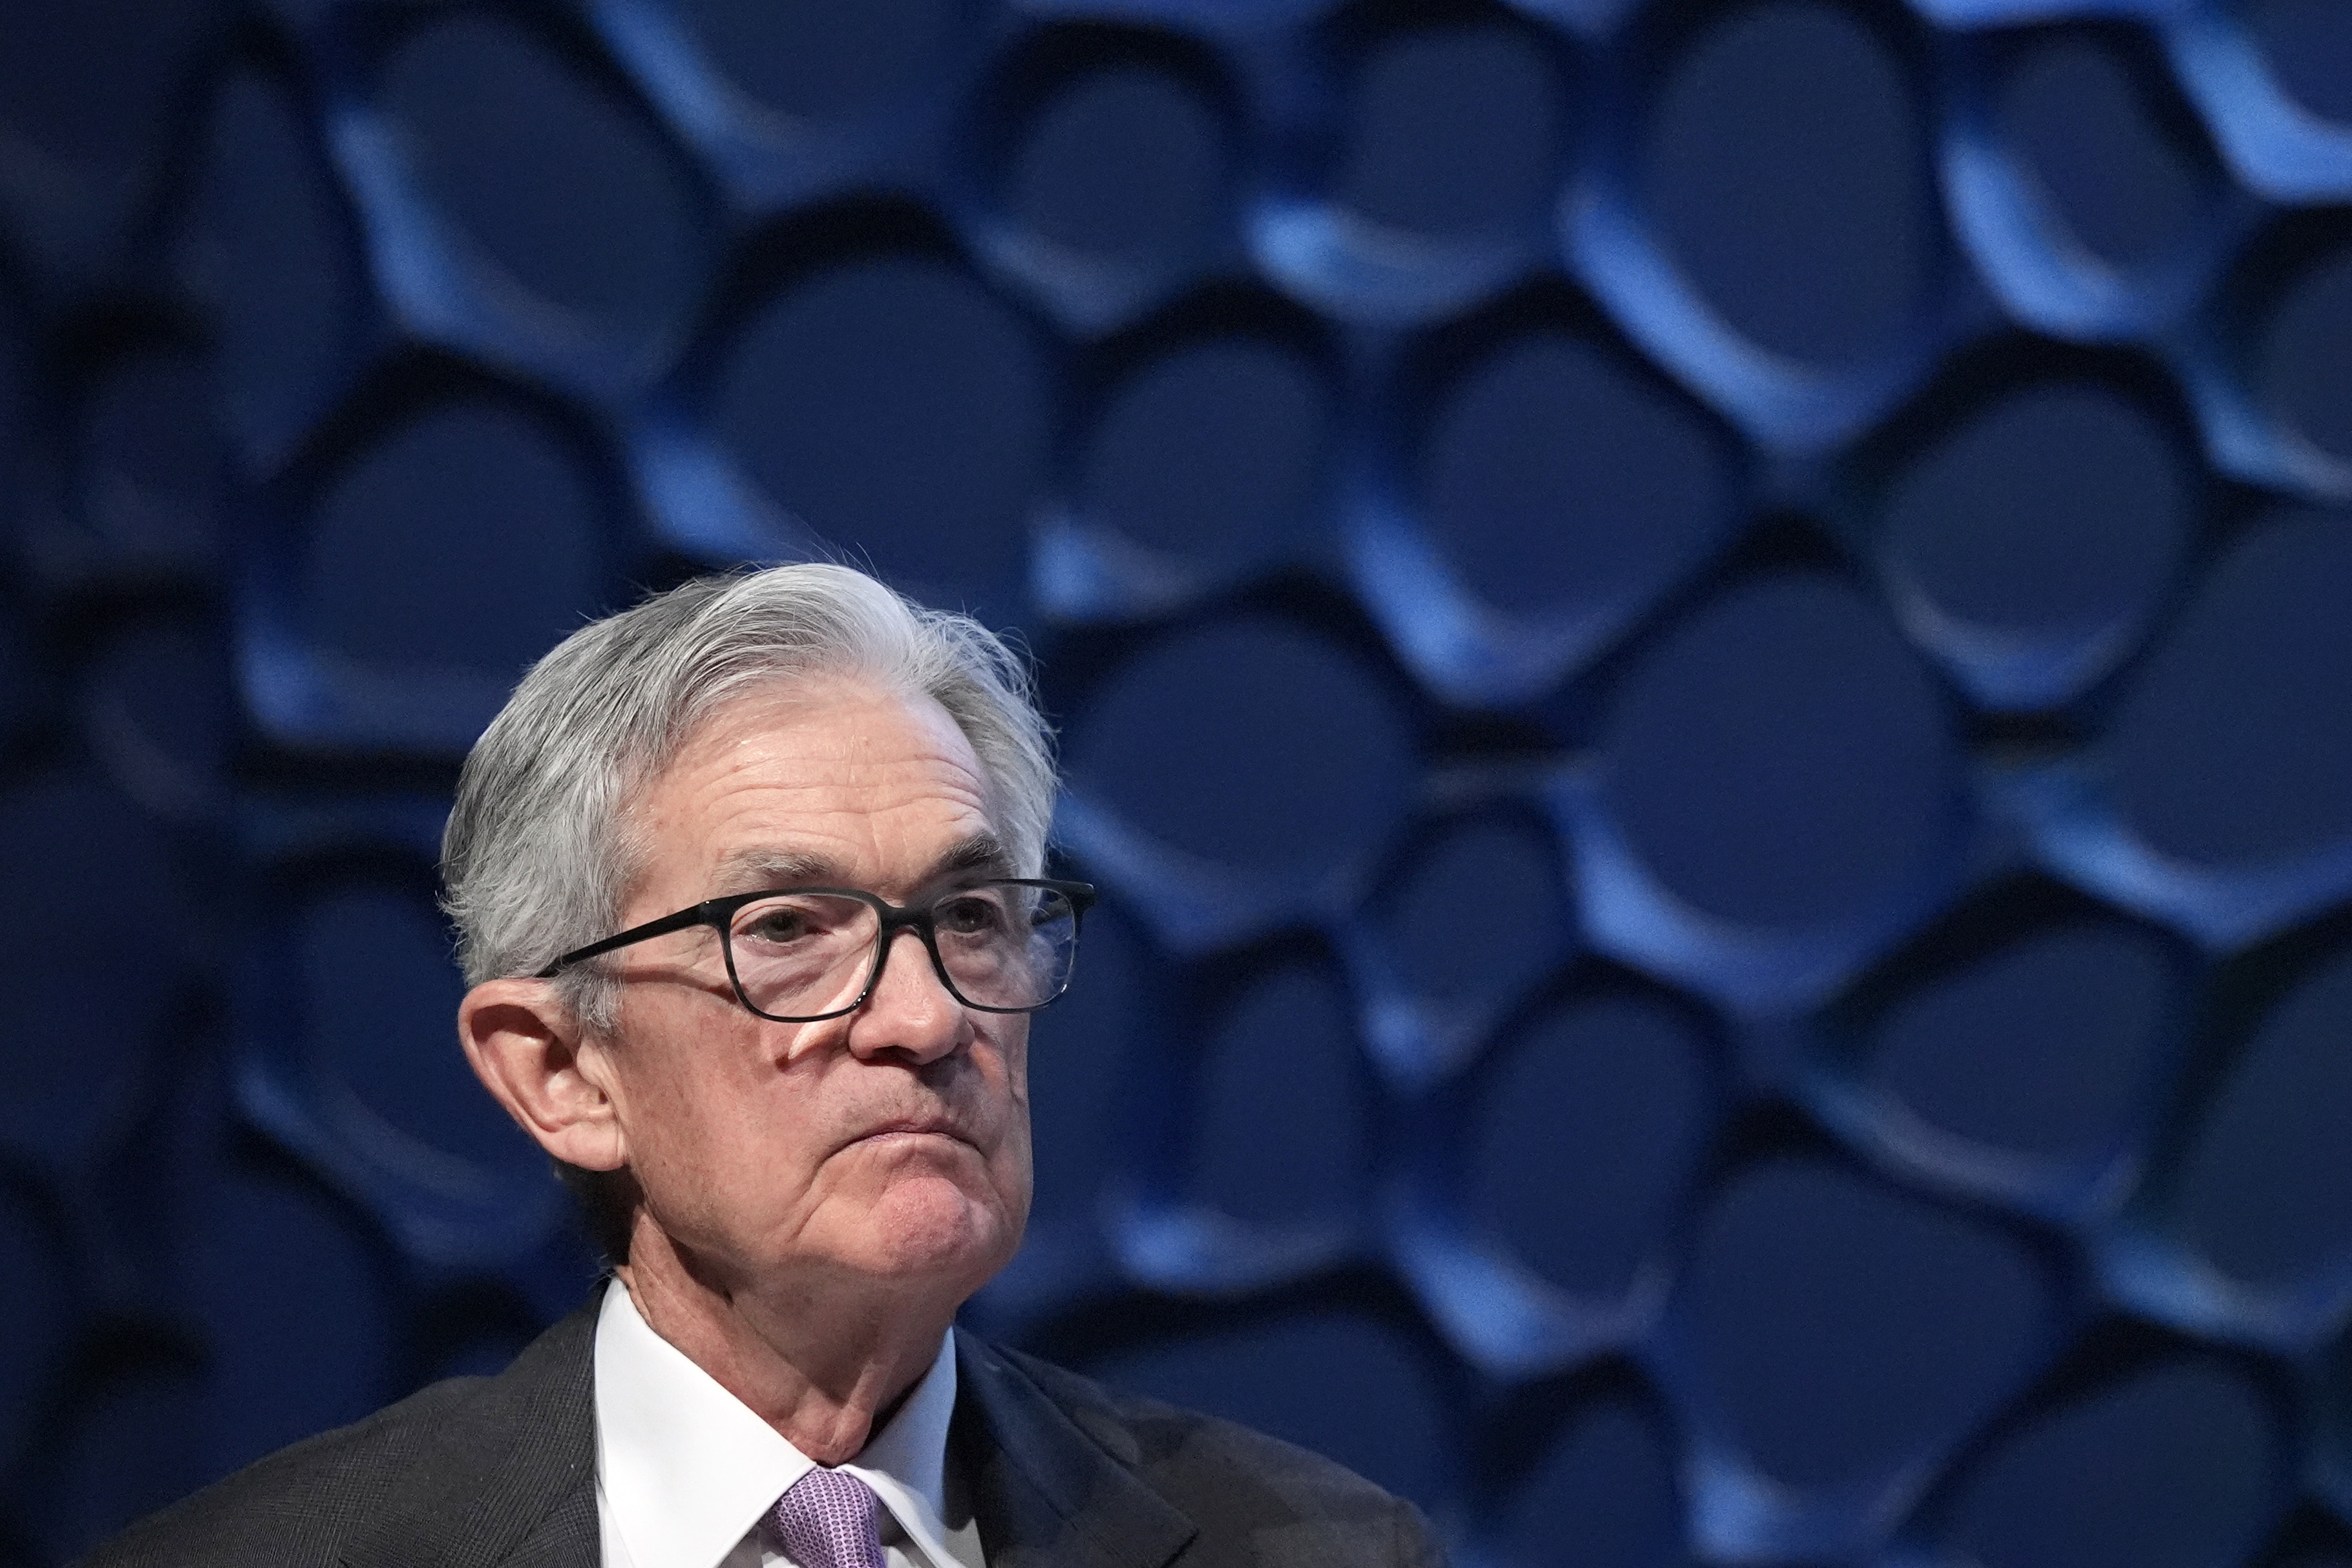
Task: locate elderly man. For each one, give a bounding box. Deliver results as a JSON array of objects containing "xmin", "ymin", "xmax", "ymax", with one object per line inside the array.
[{"xmin": 87, "ymin": 564, "xmax": 1441, "ymax": 1568}]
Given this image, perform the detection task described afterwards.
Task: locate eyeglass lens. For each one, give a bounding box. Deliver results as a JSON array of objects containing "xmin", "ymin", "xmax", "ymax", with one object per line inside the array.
[{"xmin": 726, "ymin": 883, "xmax": 1081, "ymax": 1016}]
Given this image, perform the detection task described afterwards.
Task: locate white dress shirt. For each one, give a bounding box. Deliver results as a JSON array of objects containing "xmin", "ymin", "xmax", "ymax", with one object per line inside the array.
[{"xmin": 591, "ymin": 1279, "xmax": 987, "ymax": 1568}]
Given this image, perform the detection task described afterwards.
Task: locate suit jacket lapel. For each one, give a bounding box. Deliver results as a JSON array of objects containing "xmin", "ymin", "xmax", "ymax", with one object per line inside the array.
[
  {"xmin": 954, "ymin": 1337, "xmax": 1197, "ymax": 1568},
  {"xmin": 340, "ymin": 1296, "xmax": 603, "ymax": 1568}
]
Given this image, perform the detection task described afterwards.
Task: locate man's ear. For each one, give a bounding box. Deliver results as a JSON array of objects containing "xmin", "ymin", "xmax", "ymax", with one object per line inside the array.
[{"xmin": 458, "ymin": 978, "xmax": 628, "ymax": 1173}]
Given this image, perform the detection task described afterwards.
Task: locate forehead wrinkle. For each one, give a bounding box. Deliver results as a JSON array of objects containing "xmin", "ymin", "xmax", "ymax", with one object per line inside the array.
[{"xmin": 627, "ymin": 680, "xmax": 1005, "ymax": 918}]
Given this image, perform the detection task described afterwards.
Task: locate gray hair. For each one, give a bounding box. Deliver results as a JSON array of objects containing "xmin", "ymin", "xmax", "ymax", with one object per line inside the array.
[{"xmin": 441, "ymin": 563, "xmax": 1057, "ymax": 1026}]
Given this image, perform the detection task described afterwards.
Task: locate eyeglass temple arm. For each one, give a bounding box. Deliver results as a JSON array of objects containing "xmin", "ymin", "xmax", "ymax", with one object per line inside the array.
[{"xmin": 535, "ymin": 903, "xmax": 718, "ymax": 977}]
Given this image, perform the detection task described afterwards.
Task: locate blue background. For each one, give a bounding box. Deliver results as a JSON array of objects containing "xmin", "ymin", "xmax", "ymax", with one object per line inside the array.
[{"xmin": 3, "ymin": 0, "xmax": 2352, "ymax": 1565}]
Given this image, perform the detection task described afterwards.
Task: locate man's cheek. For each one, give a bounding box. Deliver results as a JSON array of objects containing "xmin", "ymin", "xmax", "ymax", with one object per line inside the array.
[{"xmin": 998, "ymin": 1110, "xmax": 1035, "ymax": 1217}]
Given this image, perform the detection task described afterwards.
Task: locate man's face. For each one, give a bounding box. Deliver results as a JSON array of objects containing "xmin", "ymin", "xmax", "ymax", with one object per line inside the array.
[{"xmin": 587, "ymin": 675, "xmax": 1032, "ymax": 1304}]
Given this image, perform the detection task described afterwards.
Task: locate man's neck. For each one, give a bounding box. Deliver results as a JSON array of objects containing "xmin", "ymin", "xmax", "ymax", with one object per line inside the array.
[{"xmin": 613, "ymin": 1233, "xmax": 959, "ymax": 1465}]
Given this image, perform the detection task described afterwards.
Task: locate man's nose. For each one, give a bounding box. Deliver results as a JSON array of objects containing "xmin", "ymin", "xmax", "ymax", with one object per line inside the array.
[{"xmin": 843, "ymin": 928, "xmax": 966, "ymax": 1063}]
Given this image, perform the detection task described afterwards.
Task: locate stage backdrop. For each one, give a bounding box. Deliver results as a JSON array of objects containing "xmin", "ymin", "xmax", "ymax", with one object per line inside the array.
[{"xmin": 4, "ymin": 0, "xmax": 2352, "ymax": 1563}]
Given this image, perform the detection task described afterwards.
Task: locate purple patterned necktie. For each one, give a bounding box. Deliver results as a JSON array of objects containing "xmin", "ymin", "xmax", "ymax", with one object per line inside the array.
[{"xmin": 768, "ymin": 1467, "xmax": 887, "ymax": 1568}]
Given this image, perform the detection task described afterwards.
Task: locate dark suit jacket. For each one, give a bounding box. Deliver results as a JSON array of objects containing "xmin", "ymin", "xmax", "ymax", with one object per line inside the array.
[{"xmin": 79, "ymin": 1298, "xmax": 1443, "ymax": 1568}]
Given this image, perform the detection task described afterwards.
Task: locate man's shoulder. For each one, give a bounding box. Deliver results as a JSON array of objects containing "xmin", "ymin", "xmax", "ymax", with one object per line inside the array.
[
  {"xmin": 990, "ymin": 1343, "xmax": 1403, "ymax": 1503},
  {"xmin": 962, "ymin": 1339, "xmax": 1445, "ymax": 1567},
  {"xmin": 75, "ymin": 1373, "xmax": 494, "ymax": 1568},
  {"xmin": 75, "ymin": 1297, "xmax": 601, "ymax": 1568}
]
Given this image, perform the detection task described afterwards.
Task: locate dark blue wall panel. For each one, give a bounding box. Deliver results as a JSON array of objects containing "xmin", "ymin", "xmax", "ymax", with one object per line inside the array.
[{"xmin": 3, "ymin": 1, "xmax": 2351, "ymax": 1565}]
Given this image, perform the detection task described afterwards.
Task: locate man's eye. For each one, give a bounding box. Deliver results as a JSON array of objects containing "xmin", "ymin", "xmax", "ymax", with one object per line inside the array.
[
  {"xmin": 739, "ymin": 908, "xmax": 813, "ymax": 943},
  {"xmin": 936, "ymin": 895, "xmax": 1008, "ymax": 935}
]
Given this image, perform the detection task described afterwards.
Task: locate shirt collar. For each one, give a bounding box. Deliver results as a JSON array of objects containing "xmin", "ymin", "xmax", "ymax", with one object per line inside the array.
[{"xmin": 592, "ymin": 1277, "xmax": 964, "ymax": 1568}]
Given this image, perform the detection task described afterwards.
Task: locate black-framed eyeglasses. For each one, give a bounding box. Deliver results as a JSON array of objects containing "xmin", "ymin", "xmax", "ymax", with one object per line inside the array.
[{"xmin": 536, "ymin": 878, "xmax": 1096, "ymax": 1023}]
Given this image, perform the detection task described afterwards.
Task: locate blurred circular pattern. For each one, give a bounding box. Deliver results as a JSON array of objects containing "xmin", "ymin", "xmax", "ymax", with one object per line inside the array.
[
  {"xmin": 0, "ymin": 0, "xmax": 217, "ymax": 279},
  {"xmin": 1001, "ymin": 64, "xmax": 1229, "ymax": 285},
  {"xmin": 1880, "ymin": 381, "xmax": 2192, "ymax": 708},
  {"xmin": 1022, "ymin": 906, "xmax": 1143, "ymax": 1226},
  {"xmin": 1333, "ymin": 23, "xmax": 1564, "ymax": 242},
  {"xmin": 1079, "ymin": 336, "xmax": 1330, "ymax": 573},
  {"xmin": 1863, "ymin": 920, "xmax": 2176, "ymax": 1169},
  {"xmin": 81, "ymin": 613, "xmax": 237, "ymax": 820},
  {"xmin": 673, "ymin": 0, "xmax": 966, "ymax": 126},
  {"xmin": 1600, "ymin": 574, "xmax": 1960, "ymax": 929},
  {"xmin": 1637, "ymin": 1, "xmax": 1931, "ymax": 366},
  {"xmin": 9, "ymin": 1, "xmax": 2352, "ymax": 1562},
  {"xmin": 1192, "ymin": 962, "xmax": 1365, "ymax": 1228},
  {"xmin": 182, "ymin": 69, "xmax": 362, "ymax": 473},
  {"xmin": 1507, "ymin": 1401, "xmax": 1691, "ymax": 1568},
  {"xmin": 187, "ymin": 1159, "xmax": 392, "ymax": 1478},
  {"xmin": 1419, "ymin": 330, "xmax": 1733, "ymax": 623},
  {"xmin": 1943, "ymin": 1360, "xmax": 2282, "ymax": 1568},
  {"xmin": 300, "ymin": 400, "xmax": 604, "ymax": 680},
  {"xmin": 715, "ymin": 253, "xmax": 1046, "ymax": 604},
  {"xmin": 70, "ymin": 351, "xmax": 225, "ymax": 582},
  {"xmin": 1062, "ymin": 615, "xmax": 1415, "ymax": 889},
  {"xmin": 0, "ymin": 768, "xmax": 189, "ymax": 1172},
  {"xmin": 1375, "ymin": 814, "xmax": 1567, "ymax": 1022},
  {"xmin": 379, "ymin": 14, "xmax": 708, "ymax": 365},
  {"xmin": 2177, "ymin": 943, "xmax": 2352, "ymax": 1292},
  {"xmin": 1474, "ymin": 993, "xmax": 1710, "ymax": 1300},
  {"xmin": 298, "ymin": 880, "xmax": 543, "ymax": 1186},
  {"xmin": 2108, "ymin": 509, "xmax": 2352, "ymax": 867},
  {"xmin": 2245, "ymin": 0, "xmax": 2352, "ymax": 128},
  {"xmin": 1995, "ymin": 37, "xmax": 2210, "ymax": 275},
  {"xmin": 2260, "ymin": 242, "xmax": 2352, "ymax": 468},
  {"xmin": 1678, "ymin": 1158, "xmax": 2047, "ymax": 1494}
]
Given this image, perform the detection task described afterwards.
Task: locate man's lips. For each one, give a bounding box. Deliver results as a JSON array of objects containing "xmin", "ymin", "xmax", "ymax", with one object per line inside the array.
[{"xmin": 840, "ymin": 1117, "xmax": 977, "ymax": 1153}]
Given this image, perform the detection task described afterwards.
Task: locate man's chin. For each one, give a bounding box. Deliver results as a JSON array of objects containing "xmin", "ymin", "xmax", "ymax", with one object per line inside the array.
[{"xmin": 848, "ymin": 1173, "xmax": 1023, "ymax": 1283}]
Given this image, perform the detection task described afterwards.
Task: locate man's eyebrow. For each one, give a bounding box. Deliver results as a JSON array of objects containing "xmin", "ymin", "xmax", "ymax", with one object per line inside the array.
[
  {"xmin": 712, "ymin": 847, "xmax": 842, "ymax": 891},
  {"xmin": 924, "ymin": 834, "xmax": 1015, "ymax": 883},
  {"xmin": 710, "ymin": 836, "xmax": 1012, "ymax": 894}
]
